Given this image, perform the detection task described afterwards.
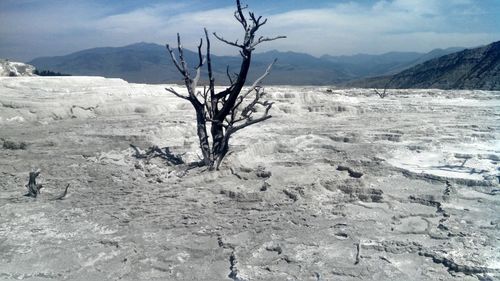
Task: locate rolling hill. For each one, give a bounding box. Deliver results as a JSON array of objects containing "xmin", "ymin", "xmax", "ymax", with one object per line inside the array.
[
  {"xmin": 321, "ymin": 47, "xmax": 463, "ymax": 78},
  {"xmin": 348, "ymin": 41, "xmax": 500, "ymax": 90}
]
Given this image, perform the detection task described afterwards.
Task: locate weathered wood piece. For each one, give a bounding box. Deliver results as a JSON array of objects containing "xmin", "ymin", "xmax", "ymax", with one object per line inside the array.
[
  {"xmin": 130, "ymin": 144, "xmax": 185, "ymax": 166},
  {"xmin": 51, "ymin": 184, "xmax": 70, "ymax": 200},
  {"xmin": 25, "ymin": 170, "xmax": 43, "ymax": 198}
]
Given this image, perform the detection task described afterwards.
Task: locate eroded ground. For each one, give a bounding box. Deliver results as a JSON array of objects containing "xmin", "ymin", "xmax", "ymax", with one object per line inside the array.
[{"xmin": 0, "ymin": 77, "xmax": 499, "ymax": 280}]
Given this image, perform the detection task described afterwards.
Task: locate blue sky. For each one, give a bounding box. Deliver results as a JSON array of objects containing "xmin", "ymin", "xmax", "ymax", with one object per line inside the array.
[{"xmin": 1, "ymin": 0, "xmax": 499, "ymax": 61}]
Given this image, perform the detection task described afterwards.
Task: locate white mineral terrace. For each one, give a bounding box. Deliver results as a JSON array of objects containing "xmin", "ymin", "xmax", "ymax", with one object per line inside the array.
[{"xmin": 0, "ymin": 77, "xmax": 499, "ymax": 280}]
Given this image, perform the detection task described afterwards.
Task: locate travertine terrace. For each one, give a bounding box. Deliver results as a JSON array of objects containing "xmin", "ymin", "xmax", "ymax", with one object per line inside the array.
[{"xmin": 0, "ymin": 77, "xmax": 499, "ymax": 280}]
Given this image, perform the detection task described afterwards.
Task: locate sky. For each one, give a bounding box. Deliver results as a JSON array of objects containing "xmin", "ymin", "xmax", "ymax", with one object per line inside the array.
[{"xmin": 0, "ymin": 0, "xmax": 499, "ymax": 62}]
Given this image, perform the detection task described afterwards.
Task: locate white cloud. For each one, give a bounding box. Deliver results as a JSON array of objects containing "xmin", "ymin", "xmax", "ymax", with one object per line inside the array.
[{"xmin": 250, "ymin": 0, "xmax": 497, "ymax": 55}]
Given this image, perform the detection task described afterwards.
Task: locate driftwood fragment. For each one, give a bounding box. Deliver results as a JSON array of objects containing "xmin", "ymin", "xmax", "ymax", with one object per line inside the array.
[
  {"xmin": 130, "ymin": 144, "xmax": 146, "ymax": 158},
  {"xmin": 71, "ymin": 105, "xmax": 98, "ymax": 113},
  {"xmin": 130, "ymin": 144, "xmax": 185, "ymax": 166},
  {"xmin": 354, "ymin": 242, "xmax": 361, "ymax": 265},
  {"xmin": 25, "ymin": 170, "xmax": 43, "ymax": 197},
  {"xmin": 51, "ymin": 184, "xmax": 70, "ymax": 200},
  {"xmin": 337, "ymin": 165, "xmax": 363, "ymax": 178}
]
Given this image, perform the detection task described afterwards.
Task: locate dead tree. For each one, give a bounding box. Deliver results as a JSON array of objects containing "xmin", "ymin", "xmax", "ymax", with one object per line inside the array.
[
  {"xmin": 165, "ymin": 0, "xmax": 285, "ymax": 170},
  {"xmin": 374, "ymin": 77, "xmax": 395, "ymax": 98},
  {"xmin": 25, "ymin": 170, "xmax": 43, "ymax": 197},
  {"xmin": 374, "ymin": 88, "xmax": 388, "ymax": 99}
]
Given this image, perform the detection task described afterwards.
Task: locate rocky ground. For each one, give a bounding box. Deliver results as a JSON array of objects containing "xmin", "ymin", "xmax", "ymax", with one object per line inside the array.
[{"xmin": 0, "ymin": 77, "xmax": 499, "ymax": 280}]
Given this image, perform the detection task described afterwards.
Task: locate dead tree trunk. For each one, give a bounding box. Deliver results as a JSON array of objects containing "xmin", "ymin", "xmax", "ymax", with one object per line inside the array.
[
  {"xmin": 166, "ymin": 0, "xmax": 285, "ymax": 170},
  {"xmin": 25, "ymin": 170, "xmax": 43, "ymax": 197}
]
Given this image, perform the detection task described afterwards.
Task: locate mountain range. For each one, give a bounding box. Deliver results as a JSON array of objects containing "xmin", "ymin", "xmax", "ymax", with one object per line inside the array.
[
  {"xmin": 321, "ymin": 47, "xmax": 465, "ymax": 78},
  {"xmin": 28, "ymin": 42, "xmax": 464, "ymax": 86},
  {"xmin": 348, "ymin": 41, "xmax": 500, "ymax": 90}
]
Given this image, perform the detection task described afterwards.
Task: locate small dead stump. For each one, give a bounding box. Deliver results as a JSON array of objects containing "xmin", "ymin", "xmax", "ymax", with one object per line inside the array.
[{"xmin": 25, "ymin": 170, "xmax": 43, "ymax": 198}]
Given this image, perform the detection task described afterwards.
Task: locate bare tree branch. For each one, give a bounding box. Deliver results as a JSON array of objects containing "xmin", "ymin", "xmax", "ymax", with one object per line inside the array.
[
  {"xmin": 226, "ymin": 66, "xmax": 234, "ymax": 85},
  {"xmin": 247, "ymin": 59, "xmax": 277, "ymax": 94},
  {"xmin": 235, "ymin": 0, "xmax": 248, "ymax": 29},
  {"xmin": 165, "ymin": 87, "xmax": 189, "ymax": 100},
  {"xmin": 177, "ymin": 33, "xmax": 189, "ymax": 75},
  {"xmin": 230, "ymin": 111, "xmax": 272, "ymax": 134},
  {"xmin": 248, "ymin": 12, "xmax": 265, "ymax": 27},
  {"xmin": 190, "ymin": 38, "xmax": 205, "ymax": 90},
  {"xmin": 165, "ymin": 44, "xmax": 185, "ymax": 75},
  {"xmin": 196, "ymin": 38, "xmax": 203, "ymax": 68},
  {"xmin": 228, "ymin": 86, "xmax": 273, "ymax": 137},
  {"xmin": 204, "ymin": 28, "xmax": 216, "ymax": 118},
  {"xmin": 213, "ymin": 32, "xmax": 244, "ymax": 48},
  {"xmin": 191, "ymin": 39, "xmax": 206, "ymax": 90},
  {"xmin": 251, "ymin": 35, "xmax": 287, "ymax": 49}
]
